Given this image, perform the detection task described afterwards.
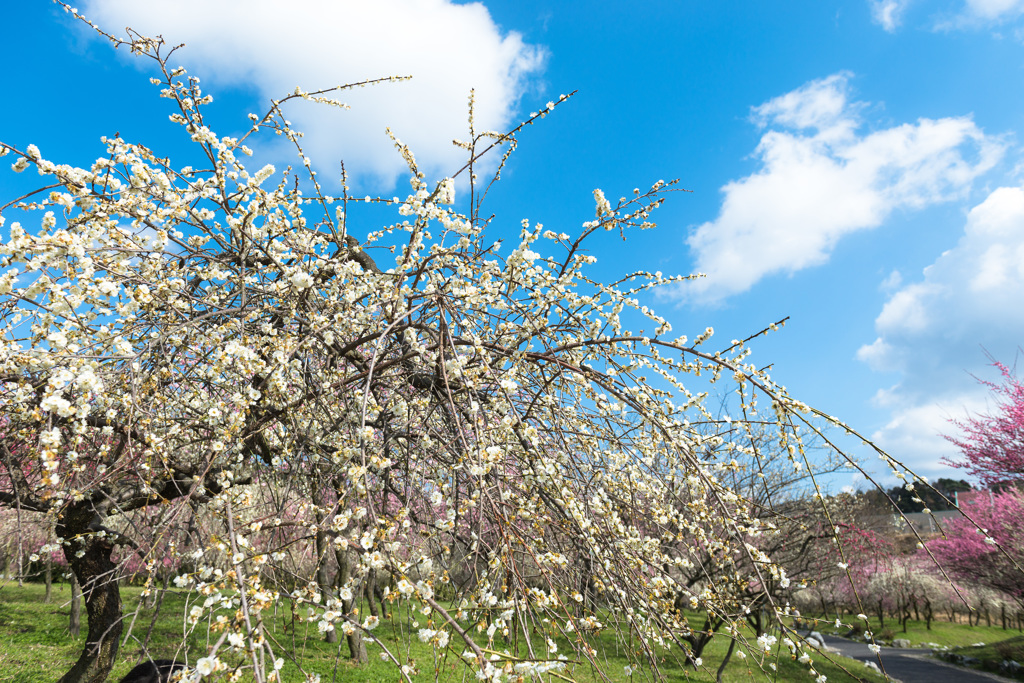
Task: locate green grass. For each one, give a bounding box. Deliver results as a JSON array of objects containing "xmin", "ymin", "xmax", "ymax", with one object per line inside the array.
[
  {"xmin": 939, "ymin": 636, "xmax": 1024, "ymax": 680},
  {"xmin": 810, "ymin": 613, "xmax": 1022, "ymax": 650},
  {"xmin": 0, "ymin": 581, "xmax": 887, "ymax": 682}
]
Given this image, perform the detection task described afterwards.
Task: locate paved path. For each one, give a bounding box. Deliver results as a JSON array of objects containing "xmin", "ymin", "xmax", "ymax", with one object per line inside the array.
[{"xmin": 816, "ymin": 633, "xmax": 1016, "ymax": 683}]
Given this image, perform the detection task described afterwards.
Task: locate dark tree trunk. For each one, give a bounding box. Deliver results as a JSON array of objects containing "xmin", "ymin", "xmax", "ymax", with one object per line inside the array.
[
  {"xmin": 57, "ymin": 503, "xmax": 123, "ymax": 683},
  {"xmin": 366, "ymin": 569, "xmax": 380, "ymax": 618},
  {"xmin": 334, "ymin": 548, "xmax": 367, "ymax": 664},
  {"xmin": 899, "ymin": 598, "xmax": 910, "ymax": 633},
  {"xmin": 373, "ymin": 572, "xmax": 389, "ymax": 618},
  {"xmin": 70, "ymin": 573, "xmax": 82, "ymax": 638},
  {"xmin": 45, "ymin": 558, "xmax": 53, "ymax": 603},
  {"xmin": 716, "ymin": 637, "xmax": 737, "ymax": 683},
  {"xmin": 577, "ymin": 555, "xmax": 596, "ymax": 616},
  {"xmin": 685, "ymin": 616, "xmax": 720, "ymax": 664},
  {"xmin": 749, "ymin": 609, "xmax": 764, "ymax": 637},
  {"xmin": 142, "ymin": 575, "xmax": 171, "ymax": 651},
  {"xmin": 313, "ymin": 522, "xmax": 339, "ymax": 645},
  {"xmin": 364, "ymin": 568, "xmax": 389, "ymax": 619}
]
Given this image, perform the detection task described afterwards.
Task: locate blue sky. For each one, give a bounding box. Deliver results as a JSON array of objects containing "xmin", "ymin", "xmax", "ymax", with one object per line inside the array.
[{"xmin": 3, "ymin": 0, "xmax": 1024, "ymax": 486}]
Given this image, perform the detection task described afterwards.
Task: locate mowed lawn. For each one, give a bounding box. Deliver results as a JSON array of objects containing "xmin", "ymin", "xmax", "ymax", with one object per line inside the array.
[
  {"xmin": 816, "ymin": 613, "xmax": 1023, "ymax": 649},
  {"xmin": 0, "ymin": 581, "xmax": 890, "ymax": 682}
]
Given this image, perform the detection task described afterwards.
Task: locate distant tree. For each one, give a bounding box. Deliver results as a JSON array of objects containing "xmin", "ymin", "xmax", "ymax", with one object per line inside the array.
[
  {"xmin": 945, "ymin": 360, "xmax": 1024, "ymax": 487},
  {"xmin": 857, "ymin": 482, "xmax": 958, "ymax": 514},
  {"xmin": 885, "ymin": 485, "xmax": 922, "ymax": 513},
  {"xmin": 882, "ymin": 479, "xmax": 969, "ymax": 513},
  {"xmin": 857, "ymin": 486, "xmax": 891, "ymax": 512},
  {"xmin": 935, "ymin": 478, "xmax": 972, "ymax": 496},
  {"xmin": 931, "ymin": 478, "xmax": 972, "ymax": 509}
]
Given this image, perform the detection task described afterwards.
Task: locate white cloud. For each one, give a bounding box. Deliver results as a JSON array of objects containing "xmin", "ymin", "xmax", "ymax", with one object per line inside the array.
[
  {"xmin": 927, "ymin": 0, "xmax": 1024, "ymax": 30},
  {"xmin": 962, "ymin": 0, "xmax": 1024, "ymax": 21},
  {"xmin": 879, "ymin": 269, "xmax": 903, "ymax": 291},
  {"xmin": 752, "ymin": 73, "xmax": 855, "ymax": 130},
  {"xmin": 870, "ymin": 0, "xmax": 912, "ymax": 31},
  {"xmin": 857, "ymin": 184, "xmax": 1024, "ymax": 478},
  {"xmin": 81, "ymin": 0, "xmax": 546, "ymax": 190},
  {"xmin": 870, "ymin": 403, "xmax": 963, "ymax": 475},
  {"xmin": 673, "ymin": 72, "xmax": 1002, "ymax": 305}
]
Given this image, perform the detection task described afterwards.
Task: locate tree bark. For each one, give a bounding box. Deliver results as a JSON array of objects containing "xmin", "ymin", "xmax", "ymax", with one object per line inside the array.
[
  {"xmin": 57, "ymin": 503, "xmax": 123, "ymax": 683},
  {"xmin": 716, "ymin": 637, "xmax": 737, "ymax": 683},
  {"xmin": 70, "ymin": 573, "xmax": 82, "ymax": 638},
  {"xmin": 577, "ymin": 555, "xmax": 597, "ymax": 616},
  {"xmin": 313, "ymin": 521, "xmax": 339, "ymax": 645},
  {"xmin": 44, "ymin": 557, "xmax": 53, "ymax": 604},
  {"xmin": 366, "ymin": 569, "xmax": 380, "ymax": 618},
  {"xmin": 334, "ymin": 547, "xmax": 367, "ymax": 664}
]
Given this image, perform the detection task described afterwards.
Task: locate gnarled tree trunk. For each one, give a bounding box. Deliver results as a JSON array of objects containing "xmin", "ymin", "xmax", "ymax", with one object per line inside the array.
[
  {"xmin": 57, "ymin": 503, "xmax": 123, "ymax": 683},
  {"xmin": 314, "ymin": 518, "xmax": 339, "ymax": 645},
  {"xmin": 335, "ymin": 547, "xmax": 367, "ymax": 664}
]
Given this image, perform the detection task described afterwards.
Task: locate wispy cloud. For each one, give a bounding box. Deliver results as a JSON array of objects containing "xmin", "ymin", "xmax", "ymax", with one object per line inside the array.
[
  {"xmin": 869, "ymin": 0, "xmax": 912, "ymax": 31},
  {"xmin": 671, "ymin": 72, "xmax": 1002, "ymax": 305},
  {"xmin": 81, "ymin": 0, "xmax": 546, "ymax": 190},
  {"xmin": 881, "ymin": 0, "xmax": 1024, "ymax": 31},
  {"xmin": 960, "ymin": 0, "xmax": 1024, "ymax": 22},
  {"xmin": 858, "ymin": 184, "xmax": 1024, "ymax": 479}
]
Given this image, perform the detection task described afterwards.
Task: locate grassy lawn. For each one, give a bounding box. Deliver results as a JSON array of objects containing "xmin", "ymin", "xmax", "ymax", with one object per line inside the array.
[
  {"xmin": 809, "ymin": 613, "xmax": 1022, "ymax": 650},
  {"xmin": 797, "ymin": 612, "xmax": 1024, "ymax": 681},
  {"xmin": 0, "ymin": 581, "xmax": 888, "ymax": 682},
  {"xmin": 939, "ymin": 636, "xmax": 1024, "ymax": 680}
]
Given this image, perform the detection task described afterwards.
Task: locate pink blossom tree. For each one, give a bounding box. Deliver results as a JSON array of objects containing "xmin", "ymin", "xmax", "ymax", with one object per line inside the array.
[
  {"xmin": 945, "ymin": 360, "xmax": 1024, "ymax": 487},
  {"xmin": 926, "ymin": 490, "xmax": 1024, "ymax": 605}
]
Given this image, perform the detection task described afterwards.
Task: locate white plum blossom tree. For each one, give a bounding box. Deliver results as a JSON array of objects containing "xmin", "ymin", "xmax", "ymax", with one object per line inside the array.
[{"xmin": 0, "ymin": 8, "xmax": 944, "ymax": 683}]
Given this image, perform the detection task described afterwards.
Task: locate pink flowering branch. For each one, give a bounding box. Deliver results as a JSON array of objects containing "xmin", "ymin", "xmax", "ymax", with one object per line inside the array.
[{"xmin": 944, "ymin": 359, "xmax": 1024, "ymax": 487}]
